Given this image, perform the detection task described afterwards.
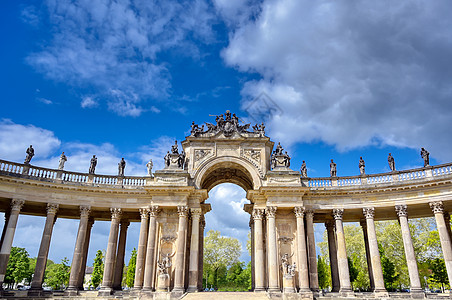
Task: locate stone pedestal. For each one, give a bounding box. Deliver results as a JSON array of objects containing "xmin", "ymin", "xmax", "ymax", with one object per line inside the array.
[
  {"xmin": 157, "ymin": 274, "xmax": 170, "ymax": 292},
  {"xmin": 283, "ymin": 275, "xmax": 295, "ymax": 293}
]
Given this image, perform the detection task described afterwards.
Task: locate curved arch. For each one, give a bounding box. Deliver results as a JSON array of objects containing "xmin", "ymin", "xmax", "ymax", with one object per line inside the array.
[{"xmin": 194, "ymin": 156, "xmax": 262, "ymax": 192}]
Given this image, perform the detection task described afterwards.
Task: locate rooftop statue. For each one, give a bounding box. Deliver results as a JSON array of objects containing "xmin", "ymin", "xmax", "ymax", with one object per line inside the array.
[
  {"xmin": 421, "ymin": 147, "xmax": 430, "ymax": 167},
  {"xmin": 330, "ymin": 159, "xmax": 337, "ymax": 177},
  {"xmin": 89, "ymin": 155, "xmax": 97, "ymax": 174},
  {"xmin": 190, "ymin": 110, "xmax": 265, "ymax": 138},
  {"xmin": 359, "ymin": 156, "xmax": 365, "ymax": 175},
  {"xmin": 388, "ymin": 153, "xmax": 396, "ymax": 171},
  {"xmin": 118, "ymin": 158, "xmax": 126, "ymax": 177},
  {"xmin": 24, "ymin": 145, "xmax": 34, "ymax": 165},
  {"xmin": 300, "ymin": 160, "xmax": 308, "ymax": 178},
  {"xmin": 58, "ymin": 152, "xmax": 67, "ymax": 170},
  {"xmin": 271, "ymin": 142, "xmax": 291, "ymax": 170},
  {"xmin": 146, "ymin": 159, "xmax": 153, "ymax": 176},
  {"xmin": 164, "ymin": 141, "xmax": 185, "ymax": 170}
]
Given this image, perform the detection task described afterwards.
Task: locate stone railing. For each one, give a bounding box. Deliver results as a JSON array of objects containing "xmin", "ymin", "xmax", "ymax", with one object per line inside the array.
[{"xmin": 307, "ymin": 163, "xmax": 452, "ymax": 188}]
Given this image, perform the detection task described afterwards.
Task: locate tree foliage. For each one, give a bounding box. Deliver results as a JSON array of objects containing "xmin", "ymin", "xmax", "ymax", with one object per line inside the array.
[
  {"xmin": 125, "ymin": 248, "xmax": 137, "ymax": 288},
  {"xmin": 429, "ymin": 258, "xmax": 449, "ymax": 292},
  {"xmin": 44, "ymin": 257, "xmax": 70, "ymax": 290},
  {"xmin": 90, "ymin": 250, "xmax": 104, "ymax": 288},
  {"xmin": 348, "ymin": 256, "xmax": 359, "ymax": 290},
  {"xmin": 5, "ymin": 247, "xmax": 32, "ymax": 289},
  {"xmin": 317, "ymin": 255, "xmax": 329, "ymax": 290}
]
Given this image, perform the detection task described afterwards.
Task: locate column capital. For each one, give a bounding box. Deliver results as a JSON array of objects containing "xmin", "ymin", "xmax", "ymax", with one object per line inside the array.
[
  {"xmin": 363, "ymin": 207, "xmax": 375, "ymax": 219},
  {"xmin": 46, "ymin": 203, "xmax": 59, "ymax": 215},
  {"xmin": 120, "ymin": 220, "xmax": 130, "ymax": 228},
  {"xmin": 294, "ymin": 206, "xmax": 305, "ymax": 218},
  {"xmin": 110, "ymin": 207, "xmax": 122, "ymax": 219},
  {"xmin": 325, "ymin": 220, "xmax": 335, "ymax": 231},
  {"xmin": 11, "ymin": 199, "xmax": 25, "ymax": 211},
  {"xmin": 305, "ymin": 209, "xmax": 314, "ymax": 220},
  {"xmin": 139, "ymin": 208, "xmax": 150, "ymax": 219},
  {"xmin": 332, "ymin": 208, "xmax": 344, "ymax": 220},
  {"xmin": 149, "ymin": 205, "xmax": 160, "ymax": 217},
  {"xmin": 177, "ymin": 205, "xmax": 189, "ymax": 217},
  {"xmin": 80, "ymin": 205, "xmax": 91, "ymax": 217},
  {"xmin": 430, "ymin": 201, "xmax": 444, "ymax": 214},
  {"xmin": 252, "ymin": 208, "xmax": 264, "ymax": 220},
  {"xmin": 395, "ymin": 204, "xmax": 408, "ymax": 217},
  {"xmin": 190, "ymin": 208, "xmax": 202, "ymax": 219},
  {"xmin": 266, "ymin": 206, "xmax": 277, "ymax": 219}
]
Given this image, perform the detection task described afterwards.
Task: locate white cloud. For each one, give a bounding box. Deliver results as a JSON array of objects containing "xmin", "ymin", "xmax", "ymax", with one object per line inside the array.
[
  {"xmin": 222, "ymin": 0, "xmax": 452, "ymax": 161},
  {"xmin": 0, "ymin": 119, "xmax": 61, "ymax": 162},
  {"xmin": 80, "ymin": 96, "xmax": 98, "ymax": 108},
  {"xmin": 37, "ymin": 98, "xmax": 53, "ymax": 105},
  {"xmin": 25, "ymin": 0, "xmax": 216, "ymax": 117}
]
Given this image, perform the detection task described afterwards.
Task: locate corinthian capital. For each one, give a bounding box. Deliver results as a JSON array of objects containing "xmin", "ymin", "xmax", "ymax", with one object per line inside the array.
[
  {"xmin": 395, "ymin": 205, "xmax": 408, "ymax": 217},
  {"xmin": 46, "ymin": 203, "xmax": 59, "ymax": 215},
  {"xmin": 430, "ymin": 201, "xmax": 444, "ymax": 214},
  {"xmin": 332, "ymin": 208, "xmax": 344, "ymax": 220},
  {"xmin": 190, "ymin": 208, "xmax": 202, "ymax": 219},
  {"xmin": 80, "ymin": 205, "xmax": 91, "ymax": 217},
  {"xmin": 139, "ymin": 208, "xmax": 150, "ymax": 219},
  {"xmin": 294, "ymin": 206, "xmax": 305, "ymax": 218},
  {"xmin": 177, "ymin": 206, "xmax": 189, "ymax": 217},
  {"xmin": 252, "ymin": 208, "xmax": 264, "ymax": 220},
  {"xmin": 149, "ymin": 205, "xmax": 160, "ymax": 217},
  {"xmin": 110, "ymin": 207, "xmax": 122, "ymax": 219},
  {"xmin": 305, "ymin": 209, "xmax": 314, "ymax": 220},
  {"xmin": 266, "ymin": 206, "xmax": 277, "ymax": 219},
  {"xmin": 11, "ymin": 199, "xmax": 25, "ymax": 211},
  {"xmin": 363, "ymin": 207, "xmax": 375, "ymax": 219}
]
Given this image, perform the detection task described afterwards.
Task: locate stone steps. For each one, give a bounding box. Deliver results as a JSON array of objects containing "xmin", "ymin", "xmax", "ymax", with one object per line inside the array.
[{"xmin": 182, "ymin": 292, "xmax": 269, "ymax": 300}]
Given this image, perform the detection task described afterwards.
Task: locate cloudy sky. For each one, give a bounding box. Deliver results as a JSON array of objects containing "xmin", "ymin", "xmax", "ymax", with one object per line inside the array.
[{"xmin": 1, "ymin": 0, "xmax": 451, "ymax": 266}]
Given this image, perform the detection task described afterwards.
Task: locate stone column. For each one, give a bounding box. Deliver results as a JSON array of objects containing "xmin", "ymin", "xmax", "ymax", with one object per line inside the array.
[
  {"xmin": 188, "ymin": 208, "xmax": 202, "ymax": 292},
  {"xmin": 395, "ymin": 205, "xmax": 423, "ymax": 296},
  {"xmin": 294, "ymin": 207, "xmax": 310, "ymax": 293},
  {"xmin": 198, "ymin": 216, "xmax": 205, "ymax": 291},
  {"xmin": 0, "ymin": 212, "xmax": 10, "ymax": 251},
  {"xmin": 143, "ymin": 206, "xmax": 160, "ymax": 291},
  {"xmin": 430, "ymin": 201, "xmax": 452, "ymax": 285},
  {"xmin": 134, "ymin": 208, "xmax": 150, "ymax": 289},
  {"xmin": 445, "ymin": 213, "xmax": 452, "ymax": 243},
  {"xmin": 0, "ymin": 199, "xmax": 24, "ymax": 287},
  {"xmin": 250, "ymin": 216, "xmax": 255, "ymax": 291},
  {"xmin": 306, "ymin": 210, "xmax": 319, "ymax": 292},
  {"xmin": 29, "ymin": 204, "xmax": 59, "ymax": 294},
  {"xmin": 173, "ymin": 206, "xmax": 189, "ymax": 292},
  {"xmin": 66, "ymin": 205, "xmax": 91, "ymax": 295},
  {"xmin": 113, "ymin": 220, "xmax": 130, "ymax": 290},
  {"xmin": 360, "ymin": 220, "xmax": 374, "ymax": 291},
  {"xmin": 332, "ymin": 209, "xmax": 353, "ymax": 296},
  {"xmin": 99, "ymin": 208, "xmax": 122, "ymax": 296},
  {"xmin": 266, "ymin": 206, "xmax": 279, "ymax": 292},
  {"xmin": 325, "ymin": 220, "xmax": 340, "ymax": 292},
  {"xmin": 78, "ymin": 218, "xmax": 94, "ymax": 290},
  {"xmin": 253, "ymin": 209, "xmax": 265, "ymax": 291},
  {"xmin": 363, "ymin": 208, "xmax": 387, "ymax": 296}
]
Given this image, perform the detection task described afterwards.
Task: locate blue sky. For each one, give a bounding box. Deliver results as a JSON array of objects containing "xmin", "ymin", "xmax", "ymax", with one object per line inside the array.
[{"xmin": 1, "ymin": 1, "xmax": 452, "ymax": 266}]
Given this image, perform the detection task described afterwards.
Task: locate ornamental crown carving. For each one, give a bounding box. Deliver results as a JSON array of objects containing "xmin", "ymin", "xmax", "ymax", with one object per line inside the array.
[
  {"xmin": 430, "ymin": 201, "xmax": 444, "ymax": 214},
  {"xmin": 80, "ymin": 205, "xmax": 91, "ymax": 217},
  {"xmin": 149, "ymin": 205, "xmax": 160, "ymax": 217},
  {"xmin": 266, "ymin": 206, "xmax": 277, "ymax": 218},
  {"xmin": 190, "ymin": 208, "xmax": 202, "ymax": 219},
  {"xmin": 363, "ymin": 207, "xmax": 375, "ymax": 219},
  {"xmin": 395, "ymin": 205, "xmax": 408, "ymax": 217},
  {"xmin": 110, "ymin": 207, "xmax": 122, "ymax": 219},
  {"xmin": 325, "ymin": 220, "xmax": 335, "ymax": 230},
  {"xmin": 139, "ymin": 208, "xmax": 150, "ymax": 219},
  {"xmin": 294, "ymin": 206, "xmax": 305, "ymax": 218},
  {"xmin": 177, "ymin": 206, "xmax": 189, "ymax": 217},
  {"xmin": 252, "ymin": 208, "xmax": 265, "ymax": 220},
  {"xmin": 11, "ymin": 199, "xmax": 25, "ymax": 211},
  {"xmin": 305, "ymin": 209, "xmax": 315, "ymax": 219},
  {"xmin": 46, "ymin": 203, "xmax": 59, "ymax": 215},
  {"xmin": 333, "ymin": 208, "xmax": 344, "ymax": 220}
]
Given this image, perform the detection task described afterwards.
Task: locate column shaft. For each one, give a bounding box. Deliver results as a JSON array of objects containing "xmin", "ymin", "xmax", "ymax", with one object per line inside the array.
[
  {"xmin": 430, "ymin": 201, "xmax": 452, "ymax": 285},
  {"xmin": 0, "ymin": 199, "xmax": 24, "ymax": 286},
  {"xmin": 66, "ymin": 206, "xmax": 91, "ymax": 293},
  {"xmin": 395, "ymin": 205, "xmax": 422, "ymax": 294},
  {"xmin": 295, "ymin": 207, "xmax": 310, "ymax": 292},
  {"xmin": 266, "ymin": 207, "xmax": 279, "ymax": 292},
  {"xmin": 99, "ymin": 208, "xmax": 122, "ymax": 294},
  {"xmin": 253, "ymin": 209, "xmax": 265, "ymax": 291},
  {"xmin": 250, "ymin": 217, "xmax": 255, "ymax": 291},
  {"xmin": 173, "ymin": 206, "xmax": 188, "ymax": 292},
  {"xmin": 333, "ymin": 209, "xmax": 352, "ymax": 294},
  {"xmin": 326, "ymin": 221, "xmax": 340, "ymax": 292},
  {"xmin": 77, "ymin": 218, "xmax": 94, "ymax": 290},
  {"xmin": 306, "ymin": 210, "xmax": 319, "ymax": 292},
  {"xmin": 363, "ymin": 208, "xmax": 387, "ymax": 295},
  {"xmin": 360, "ymin": 220, "xmax": 374, "ymax": 291},
  {"xmin": 113, "ymin": 220, "xmax": 129, "ymax": 290},
  {"xmin": 143, "ymin": 206, "xmax": 159, "ymax": 290},
  {"xmin": 0, "ymin": 213, "xmax": 10, "ymax": 251},
  {"xmin": 188, "ymin": 209, "xmax": 201, "ymax": 292},
  {"xmin": 30, "ymin": 204, "xmax": 59, "ymax": 291},
  {"xmin": 134, "ymin": 208, "xmax": 149, "ymax": 289}
]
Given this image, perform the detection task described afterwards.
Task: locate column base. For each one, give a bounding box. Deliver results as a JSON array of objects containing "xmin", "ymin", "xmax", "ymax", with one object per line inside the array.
[
  {"xmin": 339, "ymin": 289, "xmax": 355, "ymax": 297},
  {"xmin": 98, "ymin": 286, "xmax": 113, "ymax": 296},
  {"xmin": 65, "ymin": 287, "xmax": 80, "ymax": 297},
  {"xmin": 27, "ymin": 288, "xmax": 44, "ymax": 297},
  {"xmin": 410, "ymin": 289, "xmax": 425, "ymax": 299},
  {"xmin": 373, "ymin": 289, "xmax": 389, "ymax": 298},
  {"xmin": 187, "ymin": 286, "xmax": 198, "ymax": 292}
]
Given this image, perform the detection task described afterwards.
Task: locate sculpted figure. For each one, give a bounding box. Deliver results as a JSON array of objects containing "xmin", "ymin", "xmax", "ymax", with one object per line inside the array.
[
  {"xmin": 146, "ymin": 159, "xmax": 153, "ymax": 176},
  {"xmin": 271, "ymin": 152, "xmax": 276, "ymax": 170},
  {"xmin": 330, "ymin": 159, "xmax": 337, "ymax": 177},
  {"xmin": 58, "ymin": 152, "xmax": 67, "ymax": 170},
  {"xmin": 359, "ymin": 156, "xmax": 365, "ymax": 175},
  {"xmin": 284, "ymin": 151, "xmax": 291, "ymax": 168},
  {"xmin": 178, "ymin": 150, "xmax": 186, "ymax": 169},
  {"xmin": 281, "ymin": 253, "xmax": 289, "ymax": 275},
  {"xmin": 157, "ymin": 253, "xmax": 173, "ymax": 275},
  {"xmin": 89, "ymin": 155, "xmax": 97, "ymax": 174},
  {"xmin": 287, "ymin": 262, "xmax": 296, "ymax": 277},
  {"xmin": 118, "ymin": 158, "xmax": 126, "ymax": 176},
  {"xmin": 217, "ymin": 114, "xmax": 224, "ymax": 129},
  {"xmin": 275, "ymin": 142, "xmax": 283, "ymax": 155},
  {"xmin": 388, "ymin": 153, "xmax": 396, "ymax": 171},
  {"xmin": 232, "ymin": 113, "xmax": 239, "ymax": 126},
  {"xmin": 171, "ymin": 140, "xmax": 179, "ymax": 155},
  {"xmin": 24, "ymin": 145, "xmax": 34, "ymax": 164},
  {"xmin": 300, "ymin": 160, "xmax": 307, "ymax": 177},
  {"xmin": 421, "ymin": 147, "xmax": 430, "ymax": 167},
  {"xmin": 259, "ymin": 122, "xmax": 265, "ymax": 134},
  {"xmin": 164, "ymin": 151, "xmax": 170, "ymax": 167},
  {"xmin": 225, "ymin": 110, "xmax": 232, "ymax": 121}
]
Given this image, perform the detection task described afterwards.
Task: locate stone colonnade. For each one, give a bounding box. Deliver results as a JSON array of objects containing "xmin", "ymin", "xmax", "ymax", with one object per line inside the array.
[{"xmin": 1, "ymin": 199, "xmax": 452, "ymax": 297}]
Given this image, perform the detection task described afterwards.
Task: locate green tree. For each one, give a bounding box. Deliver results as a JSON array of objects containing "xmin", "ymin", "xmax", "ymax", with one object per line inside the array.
[
  {"xmin": 90, "ymin": 250, "xmax": 104, "ymax": 288},
  {"xmin": 125, "ymin": 248, "xmax": 137, "ymax": 288},
  {"xmin": 44, "ymin": 257, "xmax": 70, "ymax": 290},
  {"xmin": 429, "ymin": 258, "xmax": 449, "ymax": 292},
  {"xmin": 379, "ymin": 245, "xmax": 398, "ymax": 291},
  {"xmin": 5, "ymin": 247, "xmax": 32, "ymax": 289},
  {"xmin": 204, "ymin": 230, "xmax": 241, "ymax": 289},
  {"xmin": 317, "ymin": 255, "xmax": 329, "ymax": 290},
  {"xmin": 348, "ymin": 256, "xmax": 359, "ymax": 290}
]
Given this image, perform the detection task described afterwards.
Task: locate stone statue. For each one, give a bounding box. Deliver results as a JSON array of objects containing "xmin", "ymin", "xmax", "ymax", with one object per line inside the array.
[
  {"xmin": 421, "ymin": 147, "xmax": 430, "ymax": 167},
  {"xmin": 275, "ymin": 142, "xmax": 283, "ymax": 155},
  {"xmin": 146, "ymin": 159, "xmax": 153, "ymax": 176},
  {"xmin": 284, "ymin": 151, "xmax": 291, "ymax": 168},
  {"xmin": 281, "ymin": 253, "xmax": 295, "ymax": 276},
  {"xmin": 287, "ymin": 262, "xmax": 296, "ymax": 277},
  {"xmin": 178, "ymin": 150, "xmax": 186, "ymax": 169},
  {"xmin": 271, "ymin": 152, "xmax": 276, "ymax": 170},
  {"xmin": 300, "ymin": 161, "xmax": 307, "ymax": 177},
  {"xmin": 232, "ymin": 113, "xmax": 239, "ymax": 126},
  {"xmin": 24, "ymin": 145, "xmax": 34, "ymax": 164},
  {"xmin": 164, "ymin": 151, "xmax": 170, "ymax": 167},
  {"xmin": 58, "ymin": 152, "xmax": 67, "ymax": 170},
  {"xmin": 89, "ymin": 155, "xmax": 97, "ymax": 174},
  {"xmin": 330, "ymin": 159, "xmax": 337, "ymax": 177},
  {"xmin": 171, "ymin": 140, "xmax": 179, "ymax": 155},
  {"xmin": 118, "ymin": 158, "xmax": 126, "ymax": 176},
  {"xmin": 388, "ymin": 153, "xmax": 396, "ymax": 171},
  {"xmin": 157, "ymin": 253, "xmax": 173, "ymax": 275},
  {"xmin": 359, "ymin": 156, "xmax": 365, "ymax": 175}
]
